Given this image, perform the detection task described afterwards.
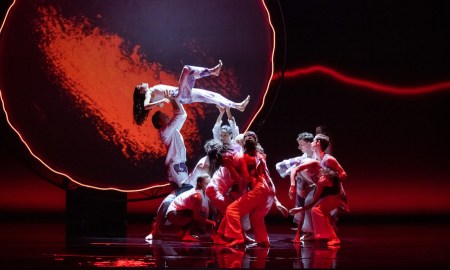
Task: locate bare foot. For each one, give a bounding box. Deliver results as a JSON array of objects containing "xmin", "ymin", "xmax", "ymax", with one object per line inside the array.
[
  {"xmin": 257, "ymin": 241, "xmax": 270, "ymax": 247},
  {"xmin": 235, "ymin": 95, "xmax": 250, "ymax": 112},
  {"xmin": 292, "ymin": 231, "xmax": 301, "ymax": 243},
  {"xmin": 146, "ymin": 222, "xmax": 161, "ymax": 240},
  {"xmin": 275, "ymin": 201, "xmax": 289, "ymax": 217},
  {"xmin": 182, "ymin": 234, "xmax": 200, "ymax": 242},
  {"xmin": 209, "ymin": 60, "xmax": 223, "ymax": 76},
  {"xmin": 145, "ymin": 233, "xmax": 154, "ymax": 241},
  {"xmin": 212, "ymin": 234, "xmax": 229, "ymax": 245},
  {"xmin": 327, "ymin": 238, "xmax": 341, "ymax": 246},
  {"xmin": 244, "ymin": 234, "xmax": 256, "ymax": 244},
  {"xmin": 226, "ymin": 238, "xmax": 245, "ymax": 247},
  {"xmin": 300, "ymin": 232, "xmax": 315, "ymax": 241}
]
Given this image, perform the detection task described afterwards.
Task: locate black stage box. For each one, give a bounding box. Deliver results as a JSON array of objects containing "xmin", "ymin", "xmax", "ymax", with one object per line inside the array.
[{"xmin": 66, "ymin": 187, "xmax": 127, "ymax": 239}]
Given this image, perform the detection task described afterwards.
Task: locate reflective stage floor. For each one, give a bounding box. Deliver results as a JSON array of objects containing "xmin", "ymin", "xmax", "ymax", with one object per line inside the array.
[{"xmin": 1, "ymin": 216, "xmax": 450, "ymax": 269}]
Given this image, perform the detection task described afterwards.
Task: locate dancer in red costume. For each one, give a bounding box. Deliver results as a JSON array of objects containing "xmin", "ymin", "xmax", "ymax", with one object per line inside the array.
[
  {"xmin": 289, "ymin": 134, "xmax": 347, "ymax": 246},
  {"xmin": 215, "ymin": 131, "xmax": 285, "ymax": 247},
  {"xmin": 166, "ymin": 174, "xmax": 216, "ymax": 241}
]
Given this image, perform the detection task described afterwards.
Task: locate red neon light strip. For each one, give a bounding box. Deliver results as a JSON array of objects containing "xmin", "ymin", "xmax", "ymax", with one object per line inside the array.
[
  {"xmin": 8, "ymin": 1, "xmax": 448, "ymax": 192},
  {"xmin": 244, "ymin": 0, "xmax": 276, "ymax": 132},
  {"xmin": 0, "ymin": 0, "xmax": 170, "ymax": 192},
  {"xmin": 273, "ymin": 65, "xmax": 450, "ymax": 95},
  {"xmin": 0, "ymin": 90, "xmax": 170, "ymax": 192}
]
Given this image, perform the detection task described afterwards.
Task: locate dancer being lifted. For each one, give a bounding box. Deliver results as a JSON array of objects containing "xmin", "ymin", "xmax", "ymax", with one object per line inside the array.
[{"xmin": 133, "ymin": 60, "xmax": 250, "ymax": 125}]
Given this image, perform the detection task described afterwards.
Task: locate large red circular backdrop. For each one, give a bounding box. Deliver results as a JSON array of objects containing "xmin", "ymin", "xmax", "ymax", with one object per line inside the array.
[{"xmin": 0, "ymin": 0, "xmax": 273, "ymax": 190}]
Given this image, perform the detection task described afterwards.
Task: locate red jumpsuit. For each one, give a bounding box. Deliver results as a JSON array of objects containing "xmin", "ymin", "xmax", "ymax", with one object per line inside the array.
[{"xmin": 217, "ymin": 151, "xmax": 273, "ymax": 244}]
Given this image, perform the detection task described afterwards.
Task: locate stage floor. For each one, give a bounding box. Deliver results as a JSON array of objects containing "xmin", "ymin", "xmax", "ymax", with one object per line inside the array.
[{"xmin": 1, "ymin": 216, "xmax": 449, "ymax": 269}]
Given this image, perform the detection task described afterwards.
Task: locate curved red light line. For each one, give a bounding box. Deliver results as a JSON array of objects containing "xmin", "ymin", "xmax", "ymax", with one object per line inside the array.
[
  {"xmin": 0, "ymin": 0, "xmax": 274, "ymax": 193},
  {"xmin": 274, "ymin": 65, "xmax": 450, "ymax": 95},
  {"xmin": 1, "ymin": 90, "xmax": 170, "ymax": 192},
  {"xmin": 3, "ymin": 0, "xmax": 447, "ymax": 192},
  {"xmin": 0, "ymin": 0, "xmax": 171, "ymax": 193},
  {"xmin": 244, "ymin": 0, "xmax": 276, "ymax": 132},
  {"xmin": 0, "ymin": 0, "xmax": 15, "ymax": 30}
]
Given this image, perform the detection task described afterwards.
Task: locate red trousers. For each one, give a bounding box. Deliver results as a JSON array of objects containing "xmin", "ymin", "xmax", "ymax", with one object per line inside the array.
[
  {"xmin": 218, "ymin": 181, "xmax": 271, "ymax": 243},
  {"xmin": 311, "ymin": 194, "xmax": 341, "ymax": 239}
]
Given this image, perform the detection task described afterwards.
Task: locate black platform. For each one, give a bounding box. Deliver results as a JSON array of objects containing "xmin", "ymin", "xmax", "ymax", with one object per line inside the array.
[{"xmin": 1, "ymin": 215, "xmax": 450, "ymax": 269}]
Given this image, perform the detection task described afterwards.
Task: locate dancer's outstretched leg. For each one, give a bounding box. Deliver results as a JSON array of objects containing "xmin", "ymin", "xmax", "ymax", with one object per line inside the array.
[
  {"xmin": 145, "ymin": 193, "xmax": 176, "ymax": 240},
  {"xmin": 209, "ymin": 60, "xmax": 223, "ymax": 76},
  {"xmin": 190, "ymin": 90, "xmax": 250, "ymax": 112},
  {"xmin": 178, "ymin": 60, "xmax": 223, "ymax": 99},
  {"xmin": 235, "ymin": 95, "xmax": 250, "ymax": 112},
  {"xmin": 176, "ymin": 60, "xmax": 250, "ymax": 111},
  {"xmin": 293, "ymin": 212, "xmax": 305, "ymax": 243}
]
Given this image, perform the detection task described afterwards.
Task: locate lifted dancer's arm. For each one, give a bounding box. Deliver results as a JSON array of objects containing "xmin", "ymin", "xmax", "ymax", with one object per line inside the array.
[
  {"xmin": 162, "ymin": 93, "xmax": 187, "ymax": 136},
  {"xmin": 225, "ymin": 107, "xmax": 239, "ymax": 139},
  {"xmin": 144, "ymin": 97, "xmax": 170, "ymax": 110},
  {"xmin": 143, "ymin": 86, "xmax": 170, "ymax": 110},
  {"xmin": 212, "ymin": 106, "xmax": 225, "ymax": 141}
]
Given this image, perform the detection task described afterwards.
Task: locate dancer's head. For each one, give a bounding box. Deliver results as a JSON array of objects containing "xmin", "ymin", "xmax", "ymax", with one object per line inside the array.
[
  {"xmin": 204, "ymin": 139, "xmax": 228, "ymax": 176},
  {"xmin": 151, "ymin": 111, "xmax": 170, "ymax": 129},
  {"xmin": 196, "ymin": 174, "xmax": 211, "ymax": 191},
  {"xmin": 315, "ymin": 124, "xmax": 328, "ymax": 136},
  {"xmin": 312, "ymin": 134, "xmax": 330, "ymax": 152},
  {"xmin": 235, "ymin": 134, "xmax": 244, "ymax": 147},
  {"xmin": 243, "ymin": 131, "xmax": 264, "ymax": 154},
  {"xmin": 296, "ymin": 132, "xmax": 314, "ymax": 154},
  {"xmin": 219, "ymin": 125, "xmax": 233, "ymax": 144},
  {"xmin": 133, "ymin": 84, "xmax": 149, "ymax": 125}
]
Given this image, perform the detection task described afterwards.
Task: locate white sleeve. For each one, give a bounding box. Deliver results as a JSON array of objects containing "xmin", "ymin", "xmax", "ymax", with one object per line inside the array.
[
  {"xmin": 161, "ymin": 109, "xmax": 187, "ymax": 139},
  {"xmin": 275, "ymin": 157, "xmax": 302, "ymax": 178},
  {"xmin": 212, "ymin": 120, "xmax": 222, "ymax": 141},
  {"xmin": 228, "ymin": 117, "xmax": 239, "ymax": 140}
]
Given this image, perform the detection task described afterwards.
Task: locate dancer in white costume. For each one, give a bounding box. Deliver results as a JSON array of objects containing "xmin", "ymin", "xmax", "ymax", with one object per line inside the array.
[
  {"xmin": 145, "ymin": 140, "xmax": 223, "ymax": 241},
  {"xmin": 275, "ymin": 132, "xmax": 315, "ymax": 243},
  {"xmin": 133, "ymin": 60, "xmax": 250, "ymax": 125},
  {"xmin": 212, "ymin": 106, "xmax": 242, "ymax": 153}
]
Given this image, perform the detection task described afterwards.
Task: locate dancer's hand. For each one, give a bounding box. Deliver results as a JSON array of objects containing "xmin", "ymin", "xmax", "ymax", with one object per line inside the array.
[
  {"xmin": 288, "ymin": 185, "xmax": 296, "ymax": 200},
  {"xmin": 158, "ymin": 98, "xmax": 170, "ymax": 107},
  {"xmin": 216, "ymin": 105, "xmax": 225, "ymax": 114},
  {"xmin": 206, "ymin": 219, "xmax": 216, "ymax": 227},
  {"xmin": 275, "ymin": 200, "xmax": 289, "ymax": 217},
  {"xmin": 163, "ymin": 89, "xmax": 173, "ymax": 99},
  {"xmin": 289, "ymin": 207, "xmax": 303, "ymax": 215}
]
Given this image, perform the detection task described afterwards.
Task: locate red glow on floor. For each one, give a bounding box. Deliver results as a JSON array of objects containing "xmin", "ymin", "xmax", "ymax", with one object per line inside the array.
[
  {"xmin": 273, "ymin": 65, "xmax": 450, "ymax": 95},
  {"xmin": 90, "ymin": 258, "xmax": 155, "ymax": 268}
]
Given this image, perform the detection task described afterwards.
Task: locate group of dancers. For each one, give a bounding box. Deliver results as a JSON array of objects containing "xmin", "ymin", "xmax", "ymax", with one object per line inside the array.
[{"xmin": 132, "ymin": 61, "xmax": 348, "ymax": 247}]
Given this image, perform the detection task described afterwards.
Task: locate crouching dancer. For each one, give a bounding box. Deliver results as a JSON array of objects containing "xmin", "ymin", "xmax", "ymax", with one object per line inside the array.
[{"xmin": 166, "ymin": 174, "xmax": 216, "ymax": 241}]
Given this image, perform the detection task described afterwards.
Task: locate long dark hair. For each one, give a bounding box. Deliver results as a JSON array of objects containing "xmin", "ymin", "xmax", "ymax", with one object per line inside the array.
[
  {"xmin": 133, "ymin": 86, "xmax": 148, "ymax": 125},
  {"xmin": 196, "ymin": 174, "xmax": 210, "ymax": 190},
  {"xmin": 204, "ymin": 139, "xmax": 229, "ymax": 176}
]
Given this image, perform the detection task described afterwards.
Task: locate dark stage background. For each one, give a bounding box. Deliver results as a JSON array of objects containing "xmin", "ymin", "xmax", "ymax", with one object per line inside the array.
[{"xmin": 1, "ymin": 0, "xmax": 450, "ymax": 218}]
